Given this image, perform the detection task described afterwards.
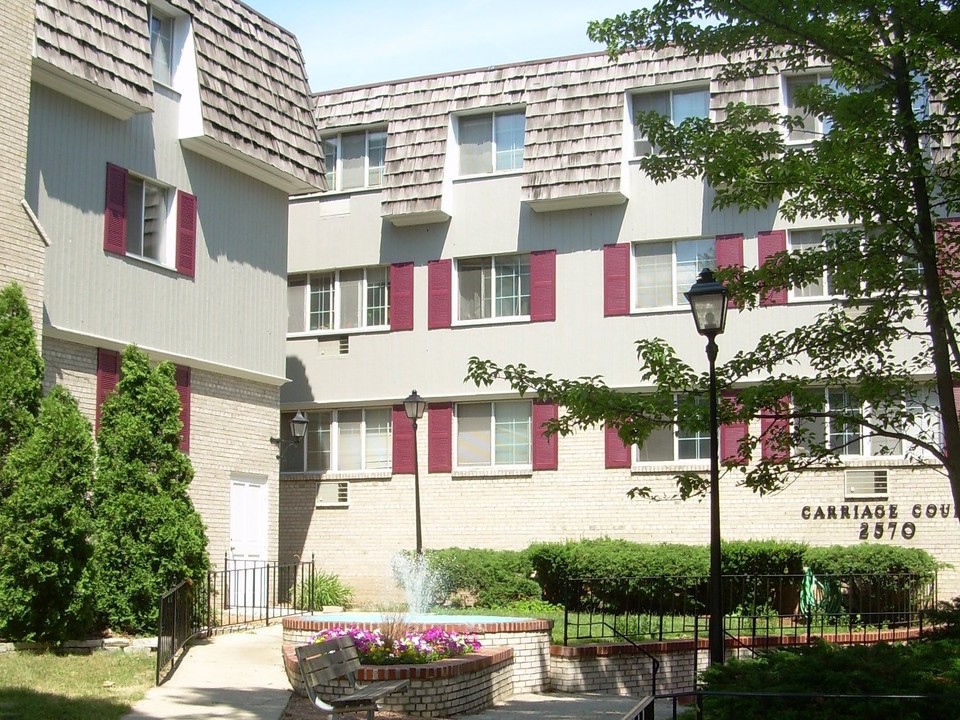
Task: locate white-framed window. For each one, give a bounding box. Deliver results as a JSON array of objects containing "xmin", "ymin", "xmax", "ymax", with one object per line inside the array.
[
  {"xmin": 457, "ymin": 254, "xmax": 530, "ymax": 322},
  {"xmin": 126, "ymin": 174, "xmax": 172, "ymax": 265},
  {"xmin": 635, "ymin": 396, "xmax": 708, "ymax": 463},
  {"xmin": 795, "ymin": 389, "xmax": 939, "ymax": 458},
  {"xmin": 633, "ymin": 238, "xmax": 716, "ymax": 309},
  {"xmin": 281, "ymin": 408, "xmax": 392, "ymax": 473},
  {"xmin": 632, "ymin": 86, "xmax": 710, "ymax": 156},
  {"xmin": 456, "ymin": 401, "xmax": 531, "ymax": 468},
  {"xmin": 149, "ymin": 7, "xmax": 174, "ymax": 85},
  {"xmin": 323, "ymin": 129, "xmax": 387, "ymax": 191},
  {"xmin": 287, "ymin": 267, "xmax": 390, "ymax": 334},
  {"xmin": 789, "ymin": 228, "xmax": 834, "ymax": 299},
  {"xmin": 458, "ymin": 110, "xmax": 525, "ymax": 175},
  {"xmin": 783, "ymin": 72, "xmax": 837, "ymax": 142}
]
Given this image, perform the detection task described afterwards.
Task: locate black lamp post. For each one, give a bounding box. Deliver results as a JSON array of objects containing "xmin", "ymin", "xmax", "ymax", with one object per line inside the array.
[
  {"xmin": 684, "ymin": 268, "xmax": 729, "ymax": 666},
  {"xmin": 270, "ymin": 410, "xmax": 309, "ymax": 459},
  {"xmin": 403, "ymin": 390, "xmax": 427, "ymax": 556}
]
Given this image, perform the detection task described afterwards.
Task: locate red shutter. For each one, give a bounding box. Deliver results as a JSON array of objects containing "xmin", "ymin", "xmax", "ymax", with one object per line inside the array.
[
  {"xmin": 96, "ymin": 348, "xmax": 121, "ymax": 433},
  {"xmin": 720, "ymin": 391, "xmax": 747, "ymax": 466},
  {"xmin": 937, "ymin": 218, "xmax": 960, "ymax": 299},
  {"xmin": 390, "ymin": 262, "xmax": 414, "ymax": 331},
  {"xmin": 175, "ymin": 365, "xmax": 191, "ymax": 454},
  {"xmin": 603, "ymin": 244, "xmax": 630, "ymax": 316},
  {"xmin": 427, "ymin": 259, "xmax": 452, "ymax": 329},
  {"xmin": 427, "ymin": 403, "xmax": 452, "ymax": 472},
  {"xmin": 530, "ymin": 250, "xmax": 556, "ymax": 322},
  {"xmin": 760, "ymin": 397, "xmax": 790, "ymax": 461},
  {"xmin": 532, "ymin": 401, "xmax": 558, "ymax": 470},
  {"xmin": 176, "ymin": 190, "xmax": 197, "ymax": 278},
  {"xmin": 392, "ymin": 406, "xmax": 415, "ymax": 474},
  {"xmin": 757, "ymin": 230, "xmax": 787, "ymax": 306},
  {"xmin": 715, "ymin": 234, "xmax": 743, "ymax": 309},
  {"xmin": 103, "ymin": 163, "xmax": 128, "ymax": 255},
  {"xmin": 604, "ymin": 424, "xmax": 631, "ymax": 469}
]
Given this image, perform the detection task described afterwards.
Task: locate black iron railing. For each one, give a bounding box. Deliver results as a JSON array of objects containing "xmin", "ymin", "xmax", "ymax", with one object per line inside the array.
[
  {"xmin": 564, "ymin": 572, "xmax": 937, "ymax": 647},
  {"xmin": 156, "ymin": 578, "xmax": 205, "ymax": 685}
]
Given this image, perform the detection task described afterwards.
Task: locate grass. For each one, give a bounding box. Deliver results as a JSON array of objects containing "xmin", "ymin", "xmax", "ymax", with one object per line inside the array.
[{"xmin": 0, "ymin": 651, "xmax": 154, "ymax": 720}]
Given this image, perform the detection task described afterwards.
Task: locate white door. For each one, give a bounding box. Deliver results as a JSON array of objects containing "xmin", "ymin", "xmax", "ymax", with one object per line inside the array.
[{"xmin": 229, "ymin": 474, "xmax": 268, "ymax": 608}]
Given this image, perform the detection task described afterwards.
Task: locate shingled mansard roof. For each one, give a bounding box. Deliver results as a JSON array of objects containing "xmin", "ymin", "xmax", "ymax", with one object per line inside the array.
[
  {"xmin": 313, "ymin": 49, "xmax": 779, "ymax": 221},
  {"xmin": 33, "ymin": 0, "xmax": 324, "ymax": 193}
]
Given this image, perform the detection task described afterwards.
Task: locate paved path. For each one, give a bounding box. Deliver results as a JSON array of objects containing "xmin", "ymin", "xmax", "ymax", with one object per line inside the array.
[{"xmin": 121, "ymin": 624, "xmax": 685, "ymax": 719}]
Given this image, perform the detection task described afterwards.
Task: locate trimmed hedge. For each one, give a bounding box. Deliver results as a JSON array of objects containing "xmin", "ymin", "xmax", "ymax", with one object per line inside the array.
[{"xmin": 424, "ymin": 548, "xmax": 539, "ymax": 608}]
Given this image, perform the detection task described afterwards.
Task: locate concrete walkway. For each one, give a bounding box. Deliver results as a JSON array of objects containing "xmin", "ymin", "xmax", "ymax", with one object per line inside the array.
[{"xmin": 121, "ymin": 624, "xmax": 683, "ymax": 719}]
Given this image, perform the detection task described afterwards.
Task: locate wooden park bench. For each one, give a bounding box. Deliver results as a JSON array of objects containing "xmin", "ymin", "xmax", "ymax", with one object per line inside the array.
[{"xmin": 295, "ymin": 635, "xmax": 410, "ymax": 720}]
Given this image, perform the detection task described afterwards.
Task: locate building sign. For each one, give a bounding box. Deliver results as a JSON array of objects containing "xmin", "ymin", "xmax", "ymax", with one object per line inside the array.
[{"xmin": 800, "ymin": 503, "xmax": 956, "ymax": 540}]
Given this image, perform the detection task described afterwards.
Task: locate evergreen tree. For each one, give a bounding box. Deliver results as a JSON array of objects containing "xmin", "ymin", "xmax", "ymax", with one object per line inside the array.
[
  {"xmin": 91, "ymin": 346, "xmax": 208, "ymax": 634},
  {"xmin": 0, "ymin": 386, "xmax": 95, "ymax": 642},
  {"xmin": 0, "ymin": 283, "xmax": 43, "ymax": 483}
]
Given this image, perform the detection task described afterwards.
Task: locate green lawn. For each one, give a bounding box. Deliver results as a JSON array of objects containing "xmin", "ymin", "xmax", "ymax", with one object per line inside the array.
[{"xmin": 0, "ymin": 651, "xmax": 154, "ymax": 720}]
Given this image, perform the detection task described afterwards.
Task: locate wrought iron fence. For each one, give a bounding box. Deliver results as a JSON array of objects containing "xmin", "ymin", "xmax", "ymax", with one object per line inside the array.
[
  {"xmin": 563, "ymin": 571, "xmax": 937, "ymax": 647},
  {"xmin": 156, "ymin": 555, "xmax": 315, "ymax": 685}
]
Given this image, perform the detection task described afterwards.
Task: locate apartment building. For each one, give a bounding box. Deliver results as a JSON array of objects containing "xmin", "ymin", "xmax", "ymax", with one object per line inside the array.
[
  {"xmin": 282, "ymin": 49, "xmax": 958, "ymax": 603},
  {"xmin": 17, "ymin": 0, "xmax": 323, "ymax": 570}
]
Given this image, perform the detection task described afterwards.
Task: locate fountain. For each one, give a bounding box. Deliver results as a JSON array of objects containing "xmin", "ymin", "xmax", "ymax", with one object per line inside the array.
[{"xmin": 390, "ymin": 552, "xmax": 445, "ymax": 614}]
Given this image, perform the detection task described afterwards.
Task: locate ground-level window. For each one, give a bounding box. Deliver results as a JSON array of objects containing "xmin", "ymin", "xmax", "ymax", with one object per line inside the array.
[{"xmin": 456, "ymin": 401, "xmax": 531, "ymax": 468}]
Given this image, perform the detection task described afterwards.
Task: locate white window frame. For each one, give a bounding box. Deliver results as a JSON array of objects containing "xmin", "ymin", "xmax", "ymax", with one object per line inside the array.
[
  {"xmin": 454, "ymin": 254, "xmax": 531, "ymax": 324},
  {"xmin": 631, "ymin": 85, "xmax": 710, "ymax": 156},
  {"xmin": 455, "ymin": 400, "xmax": 532, "ymax": 469},
  {"xmin": 125, "ymin": 174, "xmax": 174, "ymax": 268},
  {"xmin": 634, "ymin": 396, "xmax": 709, "ymax": 465},
  {"xmin": 149, "ymin": 6, "xmax": 175, "ymax": 86},
  {"xmin": 323, "ymin": 129, "xmax": 387, "ymax": 192},
  {"xmin": 782, "ymin": 72, "xmax": 836, "ymax": 143},
  {"xmin": 632, "ymin": 238, "xmax": 716, "ymax": 311},
  {"xmin": 456, "ymin": 109, "xmax": 525, "ymax": 176},
  {"xmin": 788, "ymin": 228, "xmax": 836, "ymax": 301},
  {"xmin": 795, "ymin": 389, "xmax": 940, "ymax": 459},
  {"xmin": 281, "ymin": 408, "xmax": 392, "ymax": 474},
  {"xmin": 287, "ymin": 266, "xmax": 390, "ymax": 336}
]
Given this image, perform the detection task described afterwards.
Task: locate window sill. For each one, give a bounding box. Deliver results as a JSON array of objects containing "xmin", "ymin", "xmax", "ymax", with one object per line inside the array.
[
  {"xmin": 318, "ymin": 185, "xmax": 383, "ymax": 198},
  {"xmin": 280, "ymin": 470, "xmax": 392, "ymax": 481},
  {"xmin": 452, "ymin": 468, "xmax": 533, "ymax": 480},
  {"xmin": 632, "ymin": 462, "xmax": 709, "ymax": 475},
  {"xmin": 287, "ymin": 326, "xmax": 392, "ymax": 340},
  {"xmin": 123, "ymin": 253, "xmax": 181, "ymax": 276},
  {"xmin": 453, "ymin": 169, "xmax": 524, "ymax": 183},
  {"xmin": 452, "ymin": 315, "xmax": 530, "ymax": 329}
]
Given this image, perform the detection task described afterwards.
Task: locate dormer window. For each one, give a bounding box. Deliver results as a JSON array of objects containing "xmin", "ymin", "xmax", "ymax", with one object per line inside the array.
[
  {"xmin": 323, "ymin": 130, "xmax": 387, "ymax": 192},
  {"xmin": 632, "ymin": 87, "xmax": 710, "ymax": 156},
  {"xmin": 458, "ymin": 110, "xmax": 525, "ymax": 175},
  {"xmin": 150, "ymin": 7, "xmax": 174, "ymax": 85}
]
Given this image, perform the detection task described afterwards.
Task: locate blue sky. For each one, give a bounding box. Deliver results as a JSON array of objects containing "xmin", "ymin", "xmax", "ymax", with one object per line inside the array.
[{"xmin": 242, "ymin": 0, "xmax": 642, "ymax": 91}]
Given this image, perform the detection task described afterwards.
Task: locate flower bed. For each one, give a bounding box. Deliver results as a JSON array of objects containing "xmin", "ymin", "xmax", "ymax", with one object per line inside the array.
[{"xmin": 312, "ymin": 624, "xmax": 480, "ymax": 664}]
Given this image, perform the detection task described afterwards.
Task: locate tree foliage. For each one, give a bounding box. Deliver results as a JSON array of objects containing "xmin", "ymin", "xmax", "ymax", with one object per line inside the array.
[
  {"xmin": 91, "ymin": 346, "xmax": 208, "ymax": 634},
  {"xmin": 0, "ymin": 386, "xmax": 95, "ymax": 642},
  {"xmin": 469, "ymin": 1, "xmax": 960, "ymax": 506},
  {"xmin": 0, "ymin": 283, "xmax": 43, "ymax": 483}
]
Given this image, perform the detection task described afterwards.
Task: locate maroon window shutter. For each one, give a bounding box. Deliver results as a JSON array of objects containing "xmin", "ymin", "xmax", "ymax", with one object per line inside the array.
[
  {"xmin": 390, "ymin": 262, "xmax": 414, "ymax": 331},
  {"xmin": 392, "ymin": 406, "xmax": 415, "ymax": 474},
  {"xmin": 720, "ymin": 391, "xmax": 747, "ymax": 466},
  {"xmin": 532, "ymin": 401, "xmax": 558, "ymax": 470},
  {"xmin": 715, "ymin": 234, "xmax": 744, "ymax": 309},
  {"xmin": 427, "ymin": 402, "xmax": 452, "ymax": 472},
  {"xmin": 937, "ymin": 218, "xmax": 960, "ymax": 299},
  {"xmin": 603, "ymin": 244, "xmax": 630, "ymax": 317},
  {"xmin": 96, "ymin": 348, "xmax": 121, "ymax": 433},
  {"xmin": 604, "ymin": 424, "xmax": 631, "ymax": 469},
  {"xmin": 176, "ymin": 190, "xmax": 197, "ymax": 278},
  {"xmin": 760, "ymin": 397, "xmax": 790, "ymax": 461},
  {"xmin": 757, "ymin": 230, "xmax": 787, "ymax": 306},
  {"xmin": 175, "ymin": 365, "xmax": 191, "ymax": 454},
  {"xmin": 530, "ymin": 250, "xmax": 556, "ymax": 323},
  {"xmin": 103, "ymin": 163, "xmax": 128, "ymax": 255},
  {"xmin": 427, "ymin": 259, "xmax": 452, "ymax": 330}
]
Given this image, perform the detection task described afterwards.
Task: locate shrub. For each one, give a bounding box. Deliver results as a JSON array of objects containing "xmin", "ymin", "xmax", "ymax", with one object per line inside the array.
[
  {"xmin": 425, "ymin": 548, "xmax": 540, "ymax": 608},
  {"xmin": 0, "ymin": 283, "xmax": 43, "ymax": 481},
  {"xmin": 91, "ymin": 347, "xmax": 208, "ymax": 634},
  {"xmin": 291, "ymin": 571, "xmax": 354, "ymax": 610},
  {"xmin": 0, "ymin": 386, "xmax": 95, "ymax": 641}
]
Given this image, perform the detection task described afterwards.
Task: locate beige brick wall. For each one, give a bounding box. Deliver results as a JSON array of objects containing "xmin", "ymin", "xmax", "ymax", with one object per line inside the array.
[
  {"xmin": 43, "ymin": 338, "xmax": 281, "ymax": 565},
  {"xmin": 280, "ymin": 414, "xmax": 960, "ymax": 605},
  {"xmin": 0, "ymin": 0, "xmax": 45, "ymax": 338}
]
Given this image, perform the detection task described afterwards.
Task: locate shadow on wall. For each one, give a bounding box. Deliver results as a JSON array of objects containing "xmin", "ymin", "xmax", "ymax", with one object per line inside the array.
[
  {"xmin": 281, "ymin": 354, "xmax": 313, "ymax": 406},
  {"xmin": 518, "ymin": 201, "xmax": 628, "ymax": 254}
]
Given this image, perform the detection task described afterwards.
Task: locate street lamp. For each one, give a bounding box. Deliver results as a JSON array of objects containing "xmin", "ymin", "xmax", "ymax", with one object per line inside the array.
[
  {"xmin": 403, "ymin": 390, "xmax": 427, "ymax": 556},
  {"xmin": 684, "ymin": 268, "xmax": 728, "ymax": 666},
  {"xmin": 270, "ymin": 410, "xmax": 309, "ymax": 459}
]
